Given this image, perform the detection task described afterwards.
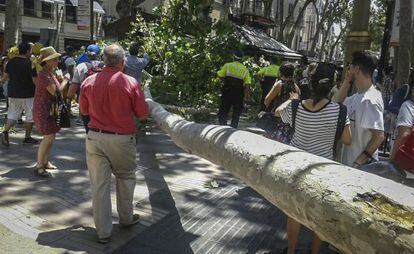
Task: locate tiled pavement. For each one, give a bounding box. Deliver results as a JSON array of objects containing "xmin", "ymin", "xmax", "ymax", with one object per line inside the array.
[{"xmin": 0, "ymin": 100, "xmax": 335, "ymax": 253}]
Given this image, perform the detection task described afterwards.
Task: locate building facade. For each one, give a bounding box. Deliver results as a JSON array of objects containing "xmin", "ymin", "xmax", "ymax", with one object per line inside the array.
[
  {"xmin": 0, "ymin": 0, "xmax": 109, "ymax": 53},
  {"xmin": 224, "ymin": 0, "xmax": 324, "ymax": 54}
]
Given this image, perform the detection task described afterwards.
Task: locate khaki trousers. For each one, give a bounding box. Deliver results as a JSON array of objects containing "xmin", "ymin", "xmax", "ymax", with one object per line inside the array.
[{"xmin": 86, "ymin": 131, "xmax": 137, "ymax": 238}]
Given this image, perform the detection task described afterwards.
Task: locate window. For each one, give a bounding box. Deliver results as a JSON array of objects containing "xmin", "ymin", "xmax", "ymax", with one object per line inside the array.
[
  {"xmin": 24, "ymin": 0, "xmax": 35, "ymax": 16},
  {"xmin": 0, "ymin": 0, "xmax": 5, "ymax": 12},
  {"xmin": 42, "ymin": 2, "xmax": 53, "ymax": 18},
  {"xmin": 66, "ymin": 5, "xmax": 77, "ymax": 23}
]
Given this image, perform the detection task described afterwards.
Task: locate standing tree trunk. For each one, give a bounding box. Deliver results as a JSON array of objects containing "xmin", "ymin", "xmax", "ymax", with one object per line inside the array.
[
  {"xmin": 286, "ymin": 0, "xmax": 314, "ymax": 48},
  {"xmin": 397, "ymin": 0, "xmax": 412, "ymax": 87},
  {"xmin": 4, "ymin": 0, "xmax": 22, "ymax": 53},
  {"xmin": 309, "ymin": 0, "xmax": 330, "ymax": 54},
  {"xmin": 263, "ymin": 0, "xmax": 274, "ymax": 19},
  {"xmin": 277, "ymin": 0, "xmax": 300, "ymax": 43},
  {"xmin": 318, "ymin": 21, "xmax": 333, "ymax": 61},
  {"xmin": 411, "ymin": 18, "xmax": 414, "ymax": 69},
  {"xmin": 327, "ymin": 23, "xmax": 347, "ymax": 62},
  {"xmin": 276, "ymin": 0, "xmax": 284, "ymax": 38}
]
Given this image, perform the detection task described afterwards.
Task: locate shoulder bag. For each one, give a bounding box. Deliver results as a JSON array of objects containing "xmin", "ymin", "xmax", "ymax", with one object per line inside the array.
[{"xmin": 50, "ymin": 89, "xmax": 71, "ymax": 128}]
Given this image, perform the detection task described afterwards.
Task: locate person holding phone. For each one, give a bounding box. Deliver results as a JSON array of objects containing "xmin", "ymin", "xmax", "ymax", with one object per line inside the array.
[{"xmin": 336, "ymin": 50, "xmax": 384, "ymax": 168}]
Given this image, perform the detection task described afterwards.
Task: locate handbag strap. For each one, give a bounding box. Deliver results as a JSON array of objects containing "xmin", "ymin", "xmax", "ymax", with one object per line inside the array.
[
  {"xmin": 332, "ymin": 103, "xmax": 348, "ymax": 157},
  {"xmin": 291, "ymin": 99, "xmax": 300, "ymax": 131}
]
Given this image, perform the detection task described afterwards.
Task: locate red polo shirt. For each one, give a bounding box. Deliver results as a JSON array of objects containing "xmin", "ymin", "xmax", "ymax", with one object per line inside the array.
[{"xmin": 79, "ymin": 66, "xmax": 149, "ymax": 134}]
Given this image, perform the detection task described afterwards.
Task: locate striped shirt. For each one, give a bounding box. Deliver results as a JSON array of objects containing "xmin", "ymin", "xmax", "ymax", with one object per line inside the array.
[{"xmin": 281, "ymin": 100, "xmax": 350, "ymax": 160}]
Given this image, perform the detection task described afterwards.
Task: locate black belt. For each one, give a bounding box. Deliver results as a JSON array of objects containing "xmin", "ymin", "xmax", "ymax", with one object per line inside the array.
[{"xmin": 89, "ymin": 128, "xmax": 130, "ymax": 135}]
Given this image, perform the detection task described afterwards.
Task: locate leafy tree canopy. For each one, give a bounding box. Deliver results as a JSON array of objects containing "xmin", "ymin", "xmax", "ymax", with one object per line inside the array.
[
  {"xmin": 125, "ymin": 0, "xmax": 242, "ymax": 108},
  {"xmin": 370, "ymin": 0, "xmax": 387, "ymax": 52}
]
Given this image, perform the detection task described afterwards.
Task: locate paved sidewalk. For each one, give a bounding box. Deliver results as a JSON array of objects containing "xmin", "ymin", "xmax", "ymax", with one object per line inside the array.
[{"xmin": 0, "ymin": 100, "xmax": 334, "ymax": 254}]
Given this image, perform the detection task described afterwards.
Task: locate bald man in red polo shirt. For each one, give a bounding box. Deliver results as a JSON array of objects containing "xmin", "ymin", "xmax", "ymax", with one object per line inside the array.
[{"xmin": 79, "ymin": 44, "xmax": 149, "ymax": 244}]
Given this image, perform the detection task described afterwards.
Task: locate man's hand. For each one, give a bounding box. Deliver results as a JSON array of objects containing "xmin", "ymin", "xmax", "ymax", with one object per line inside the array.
[
  {"xmin": 335, "ymin": 65, "xmax": 354, "ymax": 103},
  {"xmin": 344, "ymin": 65, "xmax": 355, "ymax": 84},
  {"xmin": 353, "ymin": 129, "xmax": 384, "ymax": 167}
]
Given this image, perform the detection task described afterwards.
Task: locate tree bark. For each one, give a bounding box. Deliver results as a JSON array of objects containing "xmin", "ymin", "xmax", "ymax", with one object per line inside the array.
[
  {"xmin": 4, "ymin": 0, "xmax": 22, "ymax": 53},
  {"xmin": 327, "ymin": 25, "xmax": 346, "ymax": 62},
  {"xmin": 410, "ymin": 18, "xmax": 414, "ymax": 71},
  {"xmin": 343, "ymin": 0, "xmax": 371, "ymax": 82},
  {"xmin": 144, "ymin": 82, "xmax": 414, "ymax": 254},
  {"xmin": 318, "ymin": 18, "xmax": 334, "ymax": 61},
  {"xmin": 263, "ymin": 0, "xmax": 274, "ymax": 19},
  {"xmin": 309, "ymin": 0, "xmax": 330, "ymax": 54},
  {"xmin": 397, "ymin": 0, "xmax": 412, "ymax": 87},
  {"xmin": 286, "ymin": 0, "xmax": 314, "ymax": 48},
  {"xmin": 277, "ymin": 0, "xmax": 300, "ymax": 43}
]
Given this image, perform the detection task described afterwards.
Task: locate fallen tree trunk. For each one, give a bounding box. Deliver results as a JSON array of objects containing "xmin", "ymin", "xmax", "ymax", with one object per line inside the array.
[{"xmin": 144, "ymin": 84, "xmax": 414, "ymax": 254}]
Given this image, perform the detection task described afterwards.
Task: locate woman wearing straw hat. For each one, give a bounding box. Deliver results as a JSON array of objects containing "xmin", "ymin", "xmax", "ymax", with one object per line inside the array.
[{"xmin": 33, "ymin": 46, "xmax": 69, "ymax": 177}]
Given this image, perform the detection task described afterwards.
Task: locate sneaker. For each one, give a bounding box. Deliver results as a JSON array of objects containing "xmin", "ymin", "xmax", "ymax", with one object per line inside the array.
[
  {"xmin": 1, "ymin": 131, "xmax": 9, "ymax": 147},
  {"xmin": 22, "ymin": 137, "xmax": 39, "ymax": 144},
  {"xmin": 120, "ymin": 214, "xmax": 140, "ymax": 228},
  {"xmin": 98, "ymin": 237, "xmax": 110, "ymax": 244}
]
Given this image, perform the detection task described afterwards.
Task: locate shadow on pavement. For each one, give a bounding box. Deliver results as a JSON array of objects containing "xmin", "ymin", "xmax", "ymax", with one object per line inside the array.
[{"xmin": 114, "ymin": 136, "xmax": 196, "ymax": 254}]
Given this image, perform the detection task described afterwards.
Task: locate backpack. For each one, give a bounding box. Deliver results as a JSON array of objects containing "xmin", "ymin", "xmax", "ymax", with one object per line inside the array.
[
  {"xmin": 394, "ymin": 128, "xmax": 414, "ymax": 174},
  {"xmin": 58, "ymin": 55, "xmax": 70, "ymax": 72},
  {"xmin": 85, "ymin": 62, "xmax": 104, "ymax": 78},
  {"xmin": 333, "ymin": 103, "xmax": 348, "ymax": 157}
]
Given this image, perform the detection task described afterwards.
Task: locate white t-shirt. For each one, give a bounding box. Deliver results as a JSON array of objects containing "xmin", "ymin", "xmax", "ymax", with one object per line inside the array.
[
  {"xmin": 342, "ymin": 85, "xmax": 384, "ymax": 166},
  {"xmin": 396, "ymin": 100, "xmax": 414, "ymax": 128}
]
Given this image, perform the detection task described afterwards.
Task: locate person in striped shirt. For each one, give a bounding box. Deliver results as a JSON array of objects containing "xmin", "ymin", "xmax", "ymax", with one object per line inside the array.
[{"xmin": 275, "ymin": 63, "xmax": 352, "ymax": 254}]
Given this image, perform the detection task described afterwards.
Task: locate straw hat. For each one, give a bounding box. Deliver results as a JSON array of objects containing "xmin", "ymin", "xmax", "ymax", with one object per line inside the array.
[{"xmin": 40, "ymin": 46, "xmax": 61, "ymax": 62}]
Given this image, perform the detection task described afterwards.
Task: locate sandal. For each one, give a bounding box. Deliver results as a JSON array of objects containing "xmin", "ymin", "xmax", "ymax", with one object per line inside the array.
[
  {"xmin": 45, "ymin": 162, "xmax": 58, "ymax": 169},
  {"xmin": 34, "ymin": 166, "xmax": 50, "ymax": 178}
]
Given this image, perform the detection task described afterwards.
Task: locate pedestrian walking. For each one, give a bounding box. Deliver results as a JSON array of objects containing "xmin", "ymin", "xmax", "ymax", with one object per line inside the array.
[
  {"xmin": 68, "ymin": 44, "xmax": 103, "ymax": 132},
  {"xmin": 217, "ymin": 51, "xmax": 251, "ymax": 129},
  {"xmin": 124, "ymin": 42, "xmax": 150, "ymax": 83},
  {"xmin": 359, "ymin": 70, "xmax": 414, "ymax": 186},
  {"xmin": 33, "ymin": 47, "xmax": 70, "ymax": 177},
  {"xmin": 61, "ymin": 46, "xmax": 76, "ymax": 75},
  {"xmin": 1, "ymin": 42, "xmax": 38, "ymax": 147},
  {"xmin": 0, "ymin": 47, "xmax": 19, "ymax": 110},
  {"xmin": 256, "ymin": 58, "xmax": 279, "ymax": 111},
  {"xmin": 79, "ymin": 44, "xmax": 149, "ymax": 244},
  {"xmin": 275, "ymin": 63, "xmax": 351, "ymax": 254},
  {"xmin": 336, "ymin": 50, "xmax": 384, "ymax": 168}
]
